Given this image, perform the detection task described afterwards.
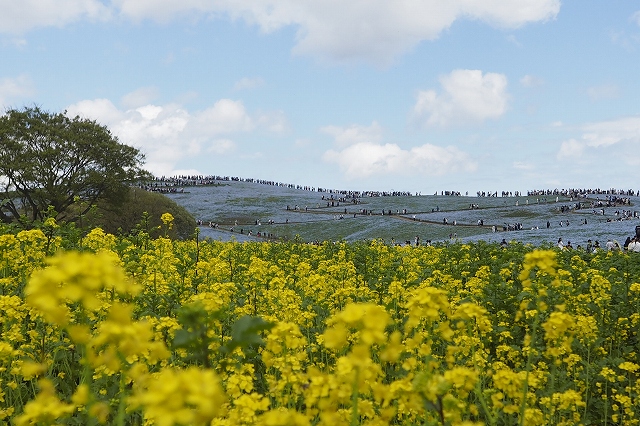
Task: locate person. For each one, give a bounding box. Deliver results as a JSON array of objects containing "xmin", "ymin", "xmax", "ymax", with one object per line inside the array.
[
  {"xmin": 629, "ymin": 237, "xmax": 640, "ymax": 252},
  {"xmin": 500, "ymin": 238, "xmax": 508, "ymax": 247},
  {"xmin": 606, "ymin": 239, "xmax": 616, "ymax": 251},
  {"xmin": 557, "ymin": 238, "xmax": 564, "ymax": 249}
]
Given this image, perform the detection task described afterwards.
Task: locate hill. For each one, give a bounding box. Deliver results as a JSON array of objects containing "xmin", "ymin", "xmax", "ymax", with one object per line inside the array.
[{"xmin": 158, "ymin": 179, "xmax": 639, "ymax": 247}]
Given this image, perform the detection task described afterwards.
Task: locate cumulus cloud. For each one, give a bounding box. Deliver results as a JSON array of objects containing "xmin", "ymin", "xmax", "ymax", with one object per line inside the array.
[
  {"xmin": 65, "ymin": 97, "xmax": 285, "ymax": 176},
  {"xmin": 120, "ymin": 87, "xmax": 160, "ymax": 109},
  {"xmin": 4, "ymin": 1, "xmax": 560, "ymax": 63},
  {"xmin": 556, "ymin": 115, "xmax": 640, "ymax": 160},
  {"xmin": 0, "ymin": 74, "xmax": 36, "ymax": 107},
  {"xmin": 557, "ymin": 139, "xmax": 584, "ymax": 160},
  {"xmin": 413, "ymin": 69, "xmax": 509, "ymax": 126},
  {"xmin": 127, "ymin": 1, "xmax": 560, "ymax": 64},
  {"xmin": 321, "ymin": 122, "xmax": 383, "ymax": 148},
  {"xmin": 0, "ymin": 0, "xmax": 110, "ymax": 34},
  {"xmin": 581, "ymin": 116, "xmax": 640, "ymax": 147},
  {"xmin": 323, "ymin": 142, "xmax": 477, "ymax": 179},
  {"xmin": 321, "ymin": 119, "xmax": 476, "ymax": 179},
  {"xmin": 520, "ymin": 74, "xmax": 544, "ymax": 88}
]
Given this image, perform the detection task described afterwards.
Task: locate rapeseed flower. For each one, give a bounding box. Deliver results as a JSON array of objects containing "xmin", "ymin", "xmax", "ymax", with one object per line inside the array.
[
  {"xmin": 13, "ymin": 379, "xmax": 75, "ymax": 426},
  {"xmin": 129, "ymin": 366, "xmax": 226, "ymax": 426}
]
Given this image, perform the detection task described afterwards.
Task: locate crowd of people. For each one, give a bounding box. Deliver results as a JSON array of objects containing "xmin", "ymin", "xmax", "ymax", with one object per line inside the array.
[
  {"xmin": 143, "ymin": 175, "xmax": 640, "ymax": 246},
  {"xmin": 555, "ymin": 235, "xmax": 640, "ymax": 253}
]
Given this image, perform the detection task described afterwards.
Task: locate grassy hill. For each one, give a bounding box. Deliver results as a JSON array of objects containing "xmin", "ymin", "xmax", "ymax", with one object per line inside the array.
[
  {"xmin": 160, "ymin": 180, "xmax": 640, "ymax": 247},
  {"xmin": 83, "ymin": 187, "xmax": 197, "ymax": 239}
]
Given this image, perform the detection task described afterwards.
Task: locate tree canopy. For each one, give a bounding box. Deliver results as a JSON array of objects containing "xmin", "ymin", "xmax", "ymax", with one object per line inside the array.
[{"xmin": 0, "ymin": 106, "xmax": 149, "ymax": 224}]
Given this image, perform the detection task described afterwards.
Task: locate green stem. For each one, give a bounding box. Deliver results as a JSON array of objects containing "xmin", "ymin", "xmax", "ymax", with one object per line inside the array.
[
  {"xmin": 350, "ymin": 368, "xmax": 360, "ymax": 426},
  {"xmin": 116, "ymin": 374, "xmax": 126, "ymax": 426},
  {"xmin": 474, "ymin": 378, "xmax": 496, "ymax": 426},
  {"xmin": 519, "ymin": 314, "xmax": 539, "ymax": 426}
]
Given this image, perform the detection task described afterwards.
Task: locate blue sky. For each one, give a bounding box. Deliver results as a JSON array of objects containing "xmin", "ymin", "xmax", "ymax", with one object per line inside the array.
[{"xmin": 1, "ymin": 1, "xmax": 639, "ymax": 194}]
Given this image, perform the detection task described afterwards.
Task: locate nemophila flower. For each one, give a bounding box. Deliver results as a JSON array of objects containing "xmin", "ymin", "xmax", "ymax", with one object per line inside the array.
[{"xmin": 129, "ymin": 366, "xmax": 226, "ymax": 426}]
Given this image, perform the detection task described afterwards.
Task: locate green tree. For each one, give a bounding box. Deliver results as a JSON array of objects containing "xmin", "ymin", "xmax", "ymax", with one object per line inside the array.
[{"xmin": 0, "ymin": 106, "xmax": 150, "ymax": 224}]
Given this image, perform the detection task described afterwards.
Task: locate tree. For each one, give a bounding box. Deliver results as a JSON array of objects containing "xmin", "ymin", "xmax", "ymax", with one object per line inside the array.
[{"xmin": 0, "ymin": 106, "xmax": 150, "ymax": 224}]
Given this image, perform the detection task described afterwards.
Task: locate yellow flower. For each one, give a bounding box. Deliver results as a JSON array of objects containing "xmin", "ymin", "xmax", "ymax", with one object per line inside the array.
[
  {"xmin": 13, "ymin": 379, "xmax": 75, "ymax": 426},
  {"xmin": 618, "ymin": 362, "xmax": 640, "ymax": 372},
  {"xmin": 129, "ymin": 367, "xmax": 226, "ymax": 426},
  {"xmin": 161, "ymin": 212, "xmax": 175, "ymax": 229},
  {"xmin": 26, "ymin": 251, "xmax": 139, "ymax": 325},
  {"xmin": 257, "ymin": 407, "xmax": 310, "ymax": 426},
  {"xmin": 19, "ymin": 361, "xmax": 47, "ymax": 380},
  {"xmin": 542, "ymin": 311, "xmax": 574, "ymax": 341}
]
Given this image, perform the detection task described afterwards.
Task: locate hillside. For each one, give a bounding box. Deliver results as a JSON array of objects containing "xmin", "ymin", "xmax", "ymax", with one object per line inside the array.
[{"xmin": 159, "ymin": 179, "xmax": 640, "ymax": 247}]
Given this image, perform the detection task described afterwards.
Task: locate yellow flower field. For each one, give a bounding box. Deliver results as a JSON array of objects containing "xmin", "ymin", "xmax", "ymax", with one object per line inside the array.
[{"xmin": 0, "ymin": 217, "xmax": 639, "ymax": 425}]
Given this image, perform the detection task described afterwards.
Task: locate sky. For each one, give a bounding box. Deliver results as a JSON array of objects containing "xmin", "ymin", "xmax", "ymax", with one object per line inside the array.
[{"xmin": 1, "ymin": 1, "xmax": 640, "ymax": 195}]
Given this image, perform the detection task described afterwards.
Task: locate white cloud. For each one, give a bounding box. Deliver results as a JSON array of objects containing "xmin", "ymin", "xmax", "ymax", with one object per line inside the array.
[
  {"xmin": 323, "ymin": 142, "xmax": 476, "ymax": 179},
  {"xmin": 233, "ymin": 77, "xmax": 265, "ymax": 91},
  {"xmin": 256, "ymin": 110, "xmax": 289, "ymax": 134},
  {"xmin": 121, "ymin": 87, "xmax": 160, "ymax": 109},
  {"xmin": 3, "ymin": 1, "xmax": 560, "ymax": 63},
  {"xmin": 586, "ymin": 84, "xmax": 620, "ymax": 101},
  {"xmin": 413, "ymin": 69, "xmax": 509, "ymax": 126},
  {"xmin": 557, "ymin": 139, "xmax": 584, "ymax": 160},
  {"xmin": 581, "ymin": 116, "xmax": 640, "ymax": 147},
  {"xmin": 195, "ymin": 99, "xmax": 254, "ymax": 134},
  {"xmin": 556, "ymin": 116, "xmax": 640, "ymax": 160},
  {"xmin": 631, "ymin": 11, "xmax": 640, "ymax": 26},
  {"xmin": 520, "ymin": 74, "xmax": 544, "ymax": 88},
  {"xmin": 0, "ymin": 0, "xmax": 110, "ymax": 34},
  {"xmin": 65, "ymin": 97, "xmax": 285, "ymax": 176},
  {"xmin": 513, "ymin": 161, "xmax": 534, "ymax": 171},
  {"xmin": 207, "ymin": 139, "xmax": 236, "ymax": 154},
  {"xmin": 321, "ymin": 122, "xmax": 383, "ymax": 147},
  {"xmin": 0, "ymin": 74, "xmax": 36, "ymax": 107}
]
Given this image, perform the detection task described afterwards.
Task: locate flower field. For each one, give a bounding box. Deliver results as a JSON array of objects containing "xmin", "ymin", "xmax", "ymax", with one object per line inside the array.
[{"xmin": 1, "ymin": 216, "xmax": 639, "ymax": 425}]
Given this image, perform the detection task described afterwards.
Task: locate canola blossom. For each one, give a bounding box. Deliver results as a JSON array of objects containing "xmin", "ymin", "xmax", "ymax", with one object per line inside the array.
[{"xmin": 0, "ymin": 220, "xmax": 639, "ymax": 425}]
